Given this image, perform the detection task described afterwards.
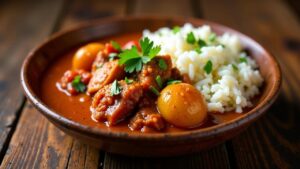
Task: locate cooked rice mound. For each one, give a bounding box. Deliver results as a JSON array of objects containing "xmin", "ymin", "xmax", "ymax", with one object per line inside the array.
[{"xmin": 143, "ymin": 24, "xmax": 263, "ymax": 113}]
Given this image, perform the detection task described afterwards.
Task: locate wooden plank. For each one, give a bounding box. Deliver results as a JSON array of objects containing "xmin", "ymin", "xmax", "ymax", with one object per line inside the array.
[
  {"xmin": 1, "ymin": 0, "xmax": 128, "ymax": 168},
  {"xmin": 103, "ymin": 1, "xmax": 232, "ymax": 169},
  {"xmin": 104, "ymin": 145, "xmax": 230, "ymax": 169},
  {"xmin": 200, "ymin": 0, "xmax": 300, "ymax": 168},
  {"xmin": 0, "ymin": 0, "xmax": 65, "ymax": 163}
]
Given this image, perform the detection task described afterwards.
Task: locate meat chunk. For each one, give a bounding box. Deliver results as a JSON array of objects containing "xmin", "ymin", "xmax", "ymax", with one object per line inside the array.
[
  {"xmin": 171, "ymin": 68, "xmax": 192, "ymax": 84},
  {"xmin": 87, "ymin": 60, "xmax": 125, "ymax": 95},
  {"xmin": 129, "ymin": 107, "xmax": 165, "ymax": 132},
  {"xmin": 91, "ymin": 81, "xmax": 143, "ymax": 125},
  {"xmin": 91, "ymin": 51, "xmax": 108, "ymax": 72},
  {"xmin": 138, "ymin": 55, "xmax": 172, "ymax": 90},
  {"xmin": 58, "ymin": 69, "xmax": 91, "ymax": 95}
]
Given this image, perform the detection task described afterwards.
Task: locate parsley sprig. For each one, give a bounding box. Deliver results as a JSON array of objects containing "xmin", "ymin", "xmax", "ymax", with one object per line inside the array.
[
  {"xmin": 72, "ymin": 75, "xmax": 86, "ymax": 93},
  {"xmin": 118, "ymin": 37, "xmax": 161, "ymax": 73}
]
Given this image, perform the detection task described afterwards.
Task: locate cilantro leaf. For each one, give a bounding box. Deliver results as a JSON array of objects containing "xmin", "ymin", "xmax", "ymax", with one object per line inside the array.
[
  {"xmin": 111, "ymin": 41, "xmax": 122, "ymax": 52},
  {"xmin": 72, "ymin": 75, "xmax": 86, "ymax": 93},
  {"xmin": 240, "ymin": 57, "xmax": 248, "ymax": 63},
  {"xmin": 167, "ymin": 80, "xmax": 182, "ymax": 85},
  {"xmin": 150, "ymin": 86, "xmax": 160, "ymax": 96},
  {"xmin": 172, "ymin": 26, "xmax": 181, "ymax": 34},
  {"xmin": 198, "ymin": 39, "xmax": 207, "ymax": 48},
  {"xmin": 124, "ymin": 58, "xmax": 143, "ymax": 73},
  {"xmin": 140, "ymin": 37, "xmax": 154, "ymax": 56},
  {"xmin": 195, "ymin": 47, "xmax": 201, "ymax": 54},
  {"xmin": 187, "ymin": 32, "xmax": 196, "ymax": 44},
  {"xmin": 148, "ymin": 46, "xmax": 161, "ymax": 59},
  {"xmin": 155, "ymin": 75, "xmax": 163, "ymax": 88},
  {"xmin": 158, "ymin": 59, "xmax": 167, "ymax": 70},
  {"xmin": 204, "ymin": 60, "xmax": 213, "ymax": 74},
  {"xmin": 125, "ymin": 77, "xmax": 133, "ymax": 84},
  {"xmin": 111, "ymin": 80, "xmax": 121, "ymax": 96},
  {"xmin": 232, "ymin": 64, "xmax": 238, "ymax": 71},
  {"xmin": 118, "ymin": 46, "xmax": 140, "ymax": 65},
  {"xmin": 118, "ymin": 37, "xmax": 161, "ymax": 73}
]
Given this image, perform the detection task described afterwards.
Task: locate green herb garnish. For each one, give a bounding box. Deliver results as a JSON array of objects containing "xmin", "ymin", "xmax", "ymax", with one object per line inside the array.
[
  {"xmin": 172, "ymin": 26, "xmax": 181, "ymax": 34},
  {"xmin": 232, "ymin": 64, "xmax": 238, "ymax": 71},
  {"xmin": 150, "ymin": 86, "xmax": 160, "ymax": 96},
  {"xmin": 111, "ymin": 80, "xmax": 121, "ymax": 96},
  {"xmin": 195, "ymin": 47, "xmax": 202, "ymax": 54},
  {"xmin": 158, "ymin": 59, "xmax": 167, "ymax": 70},
  {"xmin": 167, "ymin": 80, "xmax": 182, "ymax": 85},
  {"xmin": 155, "ymin": 75, "xmax": 163, "ymax": 88},
  {"xmin": 186, "ymin": 32, "xmax": 196, "ymax": 44},
  {"xmin": 111, "ymin": 40, "xmax": 122, "ymax": 52},
  {"xmin": 118, "ymin": 37, "xmax": 161, "ymax": 73},
  {"xmin": 204, "ymin": 60, "xmax": 213, "ymax": 74},
  {"xmin": 72, "ymin": 75, "xmax": 86, "ymax": 93},
  {"xmin": 209, "ymin": 33, "xmax": 216, "ymax": 42},
  {"xmin": 125, "ymin": 77, "xmax": 133, "ymax": 84},
  {"xmin": 187, "ymin": 32, "xmax": 207, "ymax": 50},
  {"xmin": 198, "ymin": 39, "xmax": 207, "ymax": 48},
  {"xmin": 240, "ymin": 57, "xmax": 248, "ymax": 63}
]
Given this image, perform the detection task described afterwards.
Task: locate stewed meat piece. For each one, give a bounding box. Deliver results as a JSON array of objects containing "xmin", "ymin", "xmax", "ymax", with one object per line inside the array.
[
  {"xmin": 91, "ymin": 51, "xmax": 109, "ymax": 72},
  {"xmin": 138, "ymin": 55, "xmax": 172, "ymax": 90},
  {"xmin": 58, "ymin": 69, "xmax": 91, "ymax": 95},
  {"xmin": 129, "ymin": 107, "xmax": 165, "ymax": 132},
  {"xmin": 91, "ymin": 80, "xmax": 143, "ymax": 125},
  {"xmin": 87, "ymin": 60, "xmax": 125, "ymax": 95}
]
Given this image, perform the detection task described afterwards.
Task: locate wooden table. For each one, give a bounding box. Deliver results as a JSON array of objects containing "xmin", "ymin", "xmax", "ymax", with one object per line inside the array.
[{"xmin": 0, "ymin": 0, "xmax": 299, "ymax": 168}]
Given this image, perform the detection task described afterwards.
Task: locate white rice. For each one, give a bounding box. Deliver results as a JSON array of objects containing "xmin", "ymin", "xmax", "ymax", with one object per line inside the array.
[{"xmin": 143, "ymin": 23, "xmax": 263, "ymax": 113}]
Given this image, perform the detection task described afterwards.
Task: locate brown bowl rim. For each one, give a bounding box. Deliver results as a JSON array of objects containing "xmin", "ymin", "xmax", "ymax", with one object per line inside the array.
[{"xmin": 20, "ymin": 16, "xmax": 281, "ymax": 142}]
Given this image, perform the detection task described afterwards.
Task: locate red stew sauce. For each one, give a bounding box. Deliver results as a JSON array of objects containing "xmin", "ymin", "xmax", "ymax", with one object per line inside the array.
[{"xmin": 40, "ymin": 32, "xmax": 244, "ymax": 133}]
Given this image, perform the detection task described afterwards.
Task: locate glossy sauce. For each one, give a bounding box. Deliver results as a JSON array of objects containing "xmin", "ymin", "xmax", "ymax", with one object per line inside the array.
[{"xmin": 40, "ymin": 32, "xmax": 244, "ymax": 133}]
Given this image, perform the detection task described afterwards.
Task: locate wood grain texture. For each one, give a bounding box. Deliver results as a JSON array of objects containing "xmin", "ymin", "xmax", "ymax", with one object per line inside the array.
[
  {"xmin": 104, "ymin": 145, "xmax": 230, "ymax": 169},
  {"xmin": 200, "ymin": 0, "xmax": 300, "ymax": 168},
  {"xmin": 1, "ymin": 0, "xmax": 128, "ymax": 168},
  {"xmin": 0, "ymin": 0, "xmax": 65, "ymax": 163}
]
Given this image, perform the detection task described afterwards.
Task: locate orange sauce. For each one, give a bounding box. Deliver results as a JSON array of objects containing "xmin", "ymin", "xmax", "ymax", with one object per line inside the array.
[{"xmin": 40, "ymin": 32, "xmax": 245, "ymax": 133}]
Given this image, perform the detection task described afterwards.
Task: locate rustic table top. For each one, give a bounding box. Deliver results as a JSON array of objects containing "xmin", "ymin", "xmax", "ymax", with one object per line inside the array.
[{"xmin": 0, "ymin": 0, "xmax": 299, "ymax": 168}]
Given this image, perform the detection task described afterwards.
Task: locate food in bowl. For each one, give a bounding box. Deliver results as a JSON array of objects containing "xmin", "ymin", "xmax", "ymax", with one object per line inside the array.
[{"xmin": 41, "ymin": 24, "xmax": 263, "ymax": 133}]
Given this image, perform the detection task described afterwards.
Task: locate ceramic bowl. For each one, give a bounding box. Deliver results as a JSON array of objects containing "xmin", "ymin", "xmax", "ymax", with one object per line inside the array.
[{"xmin": 21, "ymin": 16, "xmax": 281, "ymax": 156}]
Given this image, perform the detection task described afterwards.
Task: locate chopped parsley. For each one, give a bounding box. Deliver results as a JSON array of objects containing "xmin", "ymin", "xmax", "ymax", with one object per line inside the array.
[
  {"xmin": 232, "ymin": 64, "xmax": 238, "ymax": 71},
  {"xmin": 72, "ymin": 75, "xmax": 86, "ymax": 93},
  {"xmin": 240, "ymin": 57, "xmax": 248, "ymax": 63},
  {"xmin": 186, "ymin": 32, "xmax": 196, "ymax": 44},
  {"xmin": 158, "ymin": 59, "xmax": 167, "ymax": 70},
  {"xmin": 172, "ymin": 26, "xmax": 181, "ymax": 34},
  {"xmin": 167, "ymin": 80, "xmax": 182, "ymax": 85},
  {"xmin": 125, "ymin": 77, "xmax": 133, "ymax": 84},
  {"xmin": 204, "ymin": 60, "xmax": 213, "ymax": 74},
  {"xmin": 111, "ymin": 80, "xmax": 121, "ymax": 96},
  {"xmin": 150, "ymin": 86, "xmax": 160, "ymax": 96},
  {"xmin": 195, "ymin": 47, "xmax": 201, "ymax": 54},
  {"xmin": 209, "ymin": 33, "xmax": 217, "ymax": 42},
  {"xmin": 155, "ymin": 75, "xmax": 163, "ymax": 88},
  {"xmin": 118, "ymin": 37, "xmax": 161, "ymax": 73},
  {"xmin": 111, "ymin": 40, "xmax": 122, "ymax": 52},
  {"xmin": 186, "ymin": 32, "xmax": 207, "ymax": 50},
  {"xmin": 198, "ymin": 39, "xmax": 207, "ymax": 48}
]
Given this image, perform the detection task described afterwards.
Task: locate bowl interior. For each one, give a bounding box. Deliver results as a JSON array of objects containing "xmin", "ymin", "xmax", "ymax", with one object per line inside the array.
[{"xmin": 22, "ymin": 16, "xmax": 281, "ymax": 140}]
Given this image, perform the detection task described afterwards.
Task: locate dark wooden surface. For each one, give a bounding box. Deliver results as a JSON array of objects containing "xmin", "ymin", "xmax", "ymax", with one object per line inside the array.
[{"xmin": 0, "ymin": 0, "xmax": 299, "ymax": 168}]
